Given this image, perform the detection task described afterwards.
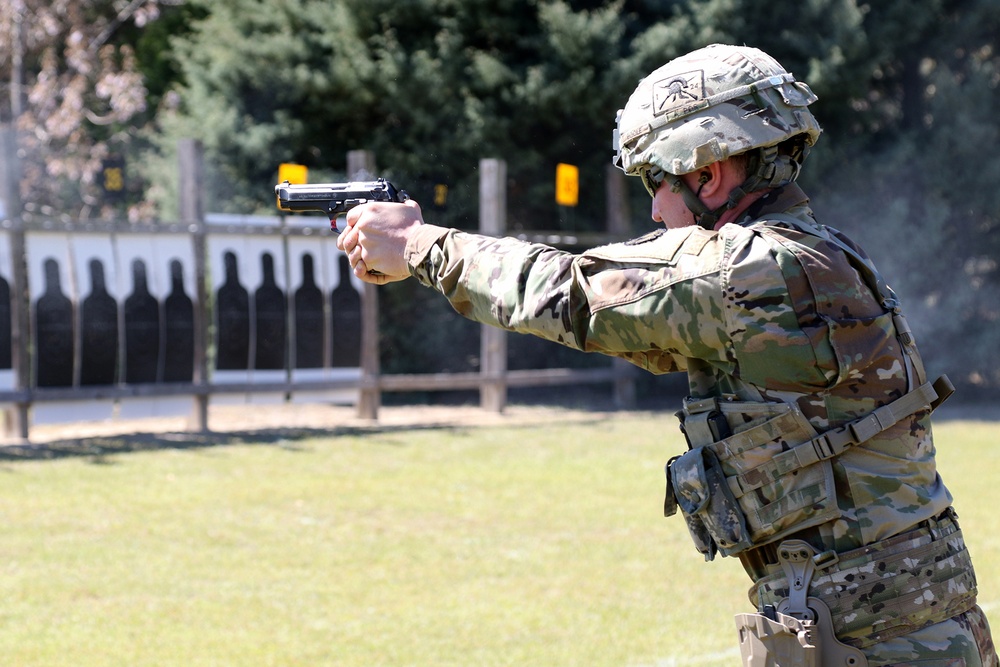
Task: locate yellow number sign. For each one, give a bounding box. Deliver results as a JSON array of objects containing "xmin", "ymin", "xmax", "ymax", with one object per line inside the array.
[
  {"xmin": 278, "ymin": 163, "xmax": 308, "ymax": 185},
  {"xmin": 104, "ymin": 167, "xmax": 124, "ymax": 192},
  {"xmin": 555, "ymin": 163, "xmax": 579, "ymax": 207},
  {"xmin": 434, "ymin": 184, "xmax": 449, "ymax": 207}
]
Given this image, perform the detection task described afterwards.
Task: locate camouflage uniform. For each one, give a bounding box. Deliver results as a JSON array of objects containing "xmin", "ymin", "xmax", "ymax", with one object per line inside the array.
[
  {"xmin": 401, "ymin": 44, "xmax": 996, "ymax": 666},
  {"xmin": 403, "ymin": 187, "xmax": 995, "ymax": 665}
]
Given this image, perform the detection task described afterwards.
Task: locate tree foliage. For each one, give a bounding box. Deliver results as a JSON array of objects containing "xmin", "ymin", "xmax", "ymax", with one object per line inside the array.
[
  {"xmin": 145, "ymin": 0, "xmax": 662, "ymax": 227},
  {"xmin": 0, "ymin": 0, "xmax": 185, "ymax": 220}
]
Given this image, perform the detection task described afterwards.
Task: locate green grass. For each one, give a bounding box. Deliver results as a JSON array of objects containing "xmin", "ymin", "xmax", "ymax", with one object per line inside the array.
[{"xmin": 0, "ymin": 413, "xmax": 996, "ymax": 666}]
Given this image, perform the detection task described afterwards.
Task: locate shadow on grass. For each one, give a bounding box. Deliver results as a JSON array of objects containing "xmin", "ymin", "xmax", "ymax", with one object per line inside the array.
[
  {"xmin": 0, "ymin": 415, "xmax": 612, "ymax": 463},
  {"xmin": 0, "ymin": 424, "xmax": 433, "ymax": 462}
]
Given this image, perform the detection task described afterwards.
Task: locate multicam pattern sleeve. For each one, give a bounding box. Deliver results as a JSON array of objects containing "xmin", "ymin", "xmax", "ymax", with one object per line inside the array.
[
  {"xmin": 406, "ymin": 223, "xmax": 736, "ymax": 374},
  {"xmin": 404, "ymin": 218, "xmax": 842, "ymax": 388}
]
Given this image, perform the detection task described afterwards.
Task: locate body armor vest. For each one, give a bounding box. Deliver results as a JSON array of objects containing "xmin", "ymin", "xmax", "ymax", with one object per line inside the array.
[
  {"xmin": 664, "ymin": 214, "xmax": 979, "ymax": 659},
  {"xmin": 665, "ymin": 213, "xmax": 952, "ymax": 560}
]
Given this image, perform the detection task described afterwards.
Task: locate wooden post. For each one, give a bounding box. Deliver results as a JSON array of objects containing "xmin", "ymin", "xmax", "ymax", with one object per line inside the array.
[
  {"xmin": 348, "ymin": 149, "xmax": 381, "ymax": 420},
  {"xmin": 606, "ymin": 164, "xmax": 637, "ymax": 409},
  {"xmin": 8, "ymin": 226, "xmax": 29, "ymax": 440},
  {"xmin": 1, "ymin": 124, "xmax": 29, "ymax": 439},
  {"xmin": 479, "ymin": 159, "xmax": 507, "ymax": 413},
  {"xmin": 178, "ymin": 138, "xmax": 210, "ymax": 431},
  {"xmin": 605, "ymin": 164, "xmax": 632, "ymax": 236},
  {"xmin": 347, "ymin": 150, "xmax": 376, "ymax": 181}
]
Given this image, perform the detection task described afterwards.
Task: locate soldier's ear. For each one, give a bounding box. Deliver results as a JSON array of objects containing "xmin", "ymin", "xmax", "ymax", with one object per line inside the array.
[{"xmin": 695, "ymin": 162, "xmax": 725, "ymax": 198}]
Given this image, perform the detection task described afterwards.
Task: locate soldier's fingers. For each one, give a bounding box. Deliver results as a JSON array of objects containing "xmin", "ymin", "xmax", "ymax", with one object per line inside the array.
[
  {"xmin": 352, "ymin": 257, "xmax": 372, "ymax": 280},
  {"xmin": 336, "ymin": 223, "xmax": 356, "ymax": 253}
]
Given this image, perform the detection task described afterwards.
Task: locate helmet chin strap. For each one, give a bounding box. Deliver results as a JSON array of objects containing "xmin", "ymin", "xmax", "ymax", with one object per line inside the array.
[{"xmin": 669, "ymin": 174, "xmax": 738, "ymax": 230}]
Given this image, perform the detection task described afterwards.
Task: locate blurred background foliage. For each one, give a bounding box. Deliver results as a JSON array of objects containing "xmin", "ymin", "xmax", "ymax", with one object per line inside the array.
[{"xmin": 1, "ymin": 0, "xmax": 998, "ymax": 398}]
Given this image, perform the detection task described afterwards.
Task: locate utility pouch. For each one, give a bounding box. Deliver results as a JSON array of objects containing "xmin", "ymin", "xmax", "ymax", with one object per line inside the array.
[
  {"xmin": 668, "ymin": 446, "xmax": 753, "ymax": 560},
  {"xmin": 671, "ymin": 395, "xmax": 837, "ymax": 555},
  {"xmin": 704, "ymin": 402, "xmax": 837, "ymax": 548}
]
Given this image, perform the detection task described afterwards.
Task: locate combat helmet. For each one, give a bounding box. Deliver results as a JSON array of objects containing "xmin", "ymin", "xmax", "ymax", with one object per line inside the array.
[{"xmin": 613, "ymin": 44, "xmax": 822, "ymax": 229}]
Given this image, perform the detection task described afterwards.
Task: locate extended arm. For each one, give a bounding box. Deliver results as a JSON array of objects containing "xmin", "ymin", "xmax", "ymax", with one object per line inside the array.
[{"xmin": 338, "ymin": 200, "xmax": 730, "ymax": 373}]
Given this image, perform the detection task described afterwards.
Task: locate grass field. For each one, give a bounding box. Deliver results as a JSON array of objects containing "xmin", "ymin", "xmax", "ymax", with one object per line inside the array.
[{"xmin": 1, "ymin": 408, "xmax": 997, "ymax": 666}]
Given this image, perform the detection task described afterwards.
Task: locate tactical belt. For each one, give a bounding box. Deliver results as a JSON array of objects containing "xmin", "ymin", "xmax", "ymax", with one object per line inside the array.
[{"xmin": 749, "ymin": 509, "xmax": 979, "ymax": 649}]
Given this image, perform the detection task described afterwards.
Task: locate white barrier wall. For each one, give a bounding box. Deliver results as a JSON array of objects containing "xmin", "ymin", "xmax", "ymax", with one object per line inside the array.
[{"xmin": 12, "ymin": 225, "xmax": 361, "ymax": 426}]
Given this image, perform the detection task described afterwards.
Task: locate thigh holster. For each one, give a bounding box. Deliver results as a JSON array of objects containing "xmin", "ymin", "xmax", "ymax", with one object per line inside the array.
[{"xmin": 735, "ymin": 540, "xmax": 868, "ymax": 667}]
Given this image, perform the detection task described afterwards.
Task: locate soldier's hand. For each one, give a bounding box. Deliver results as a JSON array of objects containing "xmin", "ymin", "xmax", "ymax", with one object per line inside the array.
[{"xmin": 337, "ymin": 199, "xmax": 424, "ymax": 284}]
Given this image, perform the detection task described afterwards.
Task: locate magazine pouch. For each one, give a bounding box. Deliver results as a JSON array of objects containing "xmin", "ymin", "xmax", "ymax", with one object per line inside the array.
[{"xmin": 667, "ymin": 445, "xmax": 753, "ymax": 561}]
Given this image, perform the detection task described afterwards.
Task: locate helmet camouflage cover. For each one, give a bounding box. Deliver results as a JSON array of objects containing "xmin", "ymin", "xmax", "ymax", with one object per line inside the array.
[{"xmin": 613, "ymin": 44, "xmax": 822, "ymax": 180}]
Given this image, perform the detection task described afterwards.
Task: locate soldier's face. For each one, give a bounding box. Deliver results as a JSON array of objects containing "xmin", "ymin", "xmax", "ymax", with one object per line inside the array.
[{"xmin": 651, "ymin": 175, "xmax": 697, "ymax": 229}]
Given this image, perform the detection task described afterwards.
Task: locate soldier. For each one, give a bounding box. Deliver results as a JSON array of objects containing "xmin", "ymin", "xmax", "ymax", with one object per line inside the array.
[{"xmin": 337, "ymin": 44, "xmax": 996, "ymax": 666}]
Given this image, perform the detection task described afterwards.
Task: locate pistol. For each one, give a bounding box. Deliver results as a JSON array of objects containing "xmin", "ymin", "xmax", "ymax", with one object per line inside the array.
[{"xmin": 274, "ymin": 178, "xmax": 409, "ymax": 232}]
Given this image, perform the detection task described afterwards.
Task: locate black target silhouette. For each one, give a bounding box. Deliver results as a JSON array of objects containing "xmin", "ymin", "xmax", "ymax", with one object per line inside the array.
[
  {"xmin": 254, "ymin": 251, "xmax": 287, "ymax": 370},
  {"xmin": 124, "ymin": 259, "xmax": 161, "ymax": 384},
  {"xmin": 163, "ymin": 259, "xmax": 195, "ymax": 382},
  {"xmin": 80, "ymin": 258, "xmax": 118, "ymax": 386},
  {"xmin": 215, "ymin": 250, "xmax": 250, "ymax": 370},
  {"xmin": 294, "ymin": 253, "xmax": 324, "ymax": 369},
  {"xmin": 0, "ymin": 271, "xmax": 11, "ymax": 370},
  {"xmin": 35, "ymin": 258, "xmax": 74, "ymax": 387}
]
